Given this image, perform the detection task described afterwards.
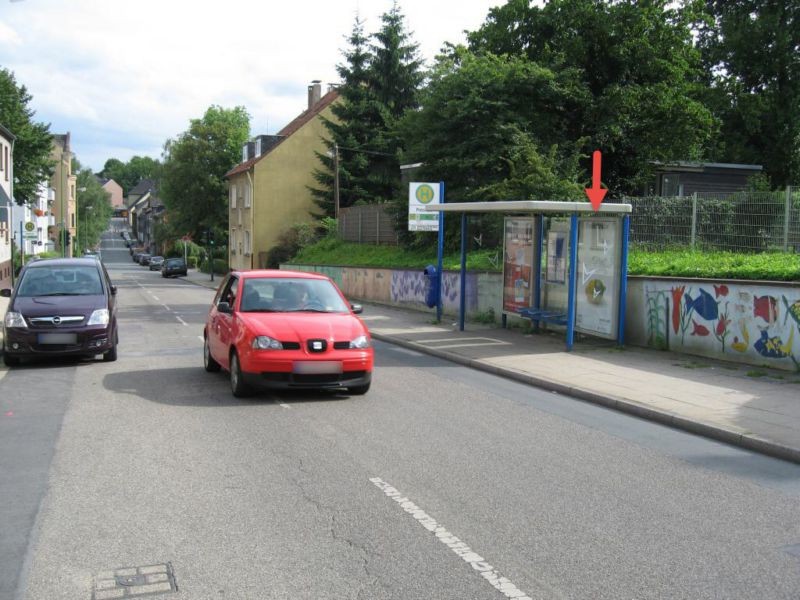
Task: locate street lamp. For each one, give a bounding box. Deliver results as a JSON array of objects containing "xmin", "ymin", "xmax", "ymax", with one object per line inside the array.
[{"xmin": 83, "ymin": 205, "xmax": 92, "ymax": 253}]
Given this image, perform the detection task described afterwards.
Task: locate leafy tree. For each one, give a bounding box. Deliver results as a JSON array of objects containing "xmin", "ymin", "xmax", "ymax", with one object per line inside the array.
[
  {"xmin": 0, "ymin": 68, "xmax": 53, "ymax": 205},
  {"xmin": 399, "ymin": 50, "xmax": 584, "ymax": 248},
  {"xmin": 467, "ymin": 0, "xmax": 716, "ymax": 195},
  {"xmin": 74, "ymin": 162, "xmax": 114, "ymax": 252},
  {"xmin": 160, "ymin": 105, "xmax": 250, "ymax": 239},
  {"xmin": 696, "ymin": 1, "xmax": 800, "ymax": 187},
  {"xmin": 99, "ymin": 155, "xmax": 161, "ymax": 195}
]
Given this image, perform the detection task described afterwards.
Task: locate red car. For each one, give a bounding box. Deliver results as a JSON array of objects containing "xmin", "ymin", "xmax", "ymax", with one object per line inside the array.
[{"xmin": 203, "ymin": 270, "xmax": 373, "ymax": 397}]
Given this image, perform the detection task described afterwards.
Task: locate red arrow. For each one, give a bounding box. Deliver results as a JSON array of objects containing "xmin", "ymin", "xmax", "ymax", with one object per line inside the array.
[{"xmin": 585, "ymin": 150, "xmax": 607, "ymax": 211}]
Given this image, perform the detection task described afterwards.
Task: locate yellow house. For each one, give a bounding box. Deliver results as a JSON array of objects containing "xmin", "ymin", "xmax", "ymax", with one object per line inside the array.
[
  {"xmin": 49, "ymin": 133, "xmax": 77, "ymax": 255},
  {"xmin": 226, "ymin": 81, "xmax": 339, "ymax": 270}
]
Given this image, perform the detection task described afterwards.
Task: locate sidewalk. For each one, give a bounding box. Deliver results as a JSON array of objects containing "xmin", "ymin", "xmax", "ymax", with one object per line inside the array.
[{"xmin": 179, "ymin": 269, "xmax": 800, "ymax": 464}]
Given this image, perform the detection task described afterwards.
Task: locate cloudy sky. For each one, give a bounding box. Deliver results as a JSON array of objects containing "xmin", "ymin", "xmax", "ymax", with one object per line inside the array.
[{"xmin": 1, "ymin": 0, "xmax": 504, "ymax": 172}]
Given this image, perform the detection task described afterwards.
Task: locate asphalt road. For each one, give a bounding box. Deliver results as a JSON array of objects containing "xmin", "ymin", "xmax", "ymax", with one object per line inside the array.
[{"xmin": 4, "ymin": 224, "xmax": 800, "ymax": 599}]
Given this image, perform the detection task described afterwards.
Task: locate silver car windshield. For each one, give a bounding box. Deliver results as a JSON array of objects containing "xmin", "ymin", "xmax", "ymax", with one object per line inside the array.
[
  {"xmin": 240, "ymin": 278, "xmax": 349, "ymax": 313},
  {"xmin": 17, "ymin": 266, "xmax": 104, "ymax": 297}
]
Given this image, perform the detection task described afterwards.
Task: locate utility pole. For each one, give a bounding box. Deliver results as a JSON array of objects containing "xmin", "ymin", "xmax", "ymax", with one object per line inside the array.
[{"xmin": 333, "ymin": 143, "xmax": 340, "ymax": 220}]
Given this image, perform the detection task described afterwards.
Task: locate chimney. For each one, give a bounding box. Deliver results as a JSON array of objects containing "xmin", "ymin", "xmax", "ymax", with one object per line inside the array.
[{"xmin": 307, "ymin": 80, "xmax": 322, "ymax": 109}]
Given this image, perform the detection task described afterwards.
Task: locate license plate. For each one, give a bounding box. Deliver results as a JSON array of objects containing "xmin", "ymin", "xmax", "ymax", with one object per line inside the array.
[
  {"xmin": 292, "ymin": 361, "xmax": 343, "ymax": 374},
  {"xmin": 38, "ymin": 333, "xmax": 78, "ymax": 345}
]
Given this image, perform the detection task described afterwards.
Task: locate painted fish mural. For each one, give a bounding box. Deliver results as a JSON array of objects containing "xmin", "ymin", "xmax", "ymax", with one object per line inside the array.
[
  {"xmin": 753, "ymin": 295, "xmax": 778, "ymax": 324},
  {"xmin": 671, "ymin": 286, "xmax": 686, "ymax": 334},
  {"xmin": 691, "ymin": 320, "xmax": 710, "ymax": 336},
  {"xmin": 754, "ymin": 328, "xmax": 795, "ymax": 359},
  {"xmin": 783, "ymin": 296, "xmax": 800, "ymax": 328},
  {"xmin": 684, "ymin": 289, "xmax": 719, "ymax": 321},
  {"xmin": 731, "ymin": 321, "xmax": 749, "ymax": 353}
]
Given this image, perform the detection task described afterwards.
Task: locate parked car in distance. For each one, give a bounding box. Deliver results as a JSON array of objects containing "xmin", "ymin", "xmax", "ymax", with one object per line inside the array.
[
  {"xmin": 148, "ymin": 256, "xmax": 164, "ymax": 271},
  {"xmin": 161, "ymin": 257, "xmax": 187, "ymax": 278},
  {"xmin": 203, "ymin": 269, "xmax": 373, "ymax": 398},
  {"xmin": 1, "ymin": 257, "xmax": 119, "ymax": 366},
  {"xmin": 138, "ymin": 253, "xmax": 152, "ymax": 266}
]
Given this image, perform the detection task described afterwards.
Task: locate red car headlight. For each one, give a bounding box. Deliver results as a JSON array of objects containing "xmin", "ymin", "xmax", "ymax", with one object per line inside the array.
[
  {"xmin": 252, "ymin": 335, "xmax": 283, "ymax": 350},
  {"xmin": 349, "ymin": 335, "xmax": 371, "ymax": 349}
]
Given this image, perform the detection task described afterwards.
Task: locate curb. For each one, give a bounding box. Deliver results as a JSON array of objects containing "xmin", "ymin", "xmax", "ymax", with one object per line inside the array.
[{"xmin": 370, "ymin": 331, "xmax": 800, "ymax": 466}]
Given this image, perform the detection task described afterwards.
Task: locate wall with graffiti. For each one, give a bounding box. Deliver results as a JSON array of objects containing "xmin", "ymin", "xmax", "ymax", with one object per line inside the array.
[
  {"xmin": 634, "ymin": 279, "xmax": 800, "ymax": 371},
  {"xmin": 284, "ymin": 264, "xmax": 487, "ymax": 315}
]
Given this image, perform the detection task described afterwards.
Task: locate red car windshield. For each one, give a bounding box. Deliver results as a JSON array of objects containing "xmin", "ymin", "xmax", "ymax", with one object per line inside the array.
[{"xmin": 240, "ymin": 278, "xmax": 349, "ymax": 313}]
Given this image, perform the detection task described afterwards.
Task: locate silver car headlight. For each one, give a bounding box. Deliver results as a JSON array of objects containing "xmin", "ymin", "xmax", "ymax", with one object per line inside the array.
[
  {"xmin": 4, "ymin": 312, "xmax": 27, "ymax": 328},
  {"xmin": 87, "ymin": 309, "xmax": 110, "ymax": 326},
  {"xmin": 349, "ymin": 335, "xmax": 371, "ymax": 349},
  {"xmin": 252, "ymin": 336, "xmax": 283, "ymax": 350}
]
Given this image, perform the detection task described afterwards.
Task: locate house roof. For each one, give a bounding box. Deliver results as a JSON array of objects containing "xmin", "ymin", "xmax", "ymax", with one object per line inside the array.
[
  {"xmin": 225, "ymin": 89, "xmax": 339, "ymax": 178},
  {"xmin": 128, "ymin": 178, "xmax": 156, "ymax": 196},
  {"xmin": 0, "ymin": 123, "xmax": 16, "ymax": 141},
  {"xmin": 651, "ymin": 161, "xmax": 763, "ymax": 173}
]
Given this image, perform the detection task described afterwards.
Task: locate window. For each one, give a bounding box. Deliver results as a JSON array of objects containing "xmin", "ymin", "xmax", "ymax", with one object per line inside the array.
[
  {"xmin": 230, "ymin": 229, "xmax": 237, "ymax": 254},
  {"xmin": 244, "ymin": 182, "xmax": 251, "ymax": 208},
  {"xmin": 3, "ymin": 145, "xmax": 8, "ymax": 181},
  {"xmin": 244, "ymin": 230, "xmax": 251, "ymax": 255},
  {"xmin": 229, "ymin": 184, "xmax": 237, "ymax": 209}
]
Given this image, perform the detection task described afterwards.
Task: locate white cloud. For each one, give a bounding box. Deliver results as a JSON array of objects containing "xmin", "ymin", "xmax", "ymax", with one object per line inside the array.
[{"xmin": 1, "ymin": 0, "xmax": 503, "ymax": 171}]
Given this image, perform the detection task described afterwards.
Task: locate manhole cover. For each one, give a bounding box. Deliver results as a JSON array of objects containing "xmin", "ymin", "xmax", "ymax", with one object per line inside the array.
[{"xmin": 93, "ymin": 563, "xmax": 177, "ymax": 598}]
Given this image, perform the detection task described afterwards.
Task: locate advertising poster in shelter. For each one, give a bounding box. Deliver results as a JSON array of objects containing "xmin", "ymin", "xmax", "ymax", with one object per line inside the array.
[
  {"xmin": 575, "ymin": 218, "xmax": 620, "ymax": 338},
  {"xmin": 502, "ymin": 217, "xmax": 535, "ymax": 313}
]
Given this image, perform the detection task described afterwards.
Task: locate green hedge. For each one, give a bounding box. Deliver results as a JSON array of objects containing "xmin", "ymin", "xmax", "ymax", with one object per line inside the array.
[{"xmin": 290, "ymin": 239, "xmax": 800, "ymax": 281}]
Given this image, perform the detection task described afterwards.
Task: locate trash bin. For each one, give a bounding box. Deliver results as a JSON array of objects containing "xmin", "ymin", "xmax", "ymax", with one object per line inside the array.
[{"xmin": 423, "ymin": 265, "xmax": 440, "ymax": 308}]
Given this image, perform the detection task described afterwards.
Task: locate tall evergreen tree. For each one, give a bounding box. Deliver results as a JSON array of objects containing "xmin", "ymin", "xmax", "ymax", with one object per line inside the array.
[
  {"xmin": 311, "ymin": 16, "xmax": 377, "ymax": 216},
  {"xmin": 311, "ymin": 5, "xmax": 423, "ymax": 215},
  {"xmin": 366, "ymin": 1, "xmax": 423, "ymax": 204}
]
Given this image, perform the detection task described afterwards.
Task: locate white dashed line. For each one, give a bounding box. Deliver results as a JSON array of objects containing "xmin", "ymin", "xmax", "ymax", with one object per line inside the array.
[
  {"xmin": 176, "ymin": 316, "xmax": 188, "ymax": 326},
  {"xmin": 162, "ymin": 304, "xmax": 171, "ymax": 311},
  {"xmin": 279, "ymin": 403, "xmax": 291, "ymax": 409},
  {"xmin": 370, "ymin": 477, "xmax": 532, "ymax": 600}
]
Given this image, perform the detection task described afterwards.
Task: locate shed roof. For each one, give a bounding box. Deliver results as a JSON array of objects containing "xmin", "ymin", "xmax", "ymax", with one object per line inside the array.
[{"xmin": 423, "ymin": 200, "xmax": 632, "ymax": 215}]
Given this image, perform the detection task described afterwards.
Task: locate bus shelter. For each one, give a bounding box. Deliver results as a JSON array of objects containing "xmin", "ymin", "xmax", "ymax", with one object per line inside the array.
[{"xmin": 423, "ymin": 201, "xmax": 633, "ymax": 351}]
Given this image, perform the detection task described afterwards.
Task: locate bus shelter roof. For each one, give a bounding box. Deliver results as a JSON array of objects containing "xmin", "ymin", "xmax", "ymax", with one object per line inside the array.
[{"xmin": 423, "ymin": 200, "xmax": 632, "ymax": 214}]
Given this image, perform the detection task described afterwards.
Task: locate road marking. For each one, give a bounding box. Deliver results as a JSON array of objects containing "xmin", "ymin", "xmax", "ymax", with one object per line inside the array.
[
  {"xmin": 162, "ymin": 304, "xmax": 171, "ymax": 311},
  {"xmin": 390, "ymin": 347, "xmax": 425, "ymax": 357},
  {"xmin": 370, "ymin": 477, "xmax": 533, "ymax": 600},
  {"xmin": 279, "ymin": 403, "xmax": 291, "ymax": 409},
  {"xmin": 176, "ymin": 316, "xmax": 188, "ymax": 326},
  {"xmin": 151, "ymin": 294, "xmax": 160, "ymax": 301},
  {"xmin": 414, "ymin": 337, "xmax": 512, "ymax": 349}
]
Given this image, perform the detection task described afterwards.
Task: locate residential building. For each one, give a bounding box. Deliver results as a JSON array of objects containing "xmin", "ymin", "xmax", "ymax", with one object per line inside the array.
[
  {"xmin": 10, "ymin": 183, "xmax": 56, "ymax": 258},
  {"xmin": 225, "ymin": 80, "xmax": 339, "ymax": 269},
  {"xmin": 49, "ymin": 133, "xmax": 77, "ymax": 255},
  {"xmin": 126, "ymin": 179, "xmax": 162, "ymax": 252},
  {"xmin": 97, "ymin": 176, "xmax": 124, "ymax": 211},
  {"xmin": 0, "ymin": 124, "xmax": 15, "ymax": 288}
]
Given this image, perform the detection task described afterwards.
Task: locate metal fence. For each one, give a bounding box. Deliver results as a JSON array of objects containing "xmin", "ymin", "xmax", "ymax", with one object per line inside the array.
[
  {"xmin": 338, "ymin": 204, "xmax": 400, "ymax": 245},
  {"xmin": 338, "ymin": 187, "xmax": 800, "ymax": 253},
  {"xmin": 620, "ymin": 187, "xmax": 800, "ymax": 252}
]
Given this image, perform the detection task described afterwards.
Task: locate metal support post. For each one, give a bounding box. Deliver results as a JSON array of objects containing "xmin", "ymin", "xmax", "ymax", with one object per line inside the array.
[
  {"xmin": 436, "ymin": 182, "xmax": 445, "ymax": 323},
  {"xmin": 566, "ymin": 213, "xmax": 579, "ymax": 351},
  {"xmin": 784, "ymin": 186, "xmax": 791, "ymax": 251},
  {"xmin": 617, "ymin": 215, "xmax": 630, "ymax": 346},
  {"xmin": 459, "ymin": 213, "xmax": 467, "ymax": 331},
  {"xmin": 691, "ymin": 192, "xmax": 698, "ymax": 249}
]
